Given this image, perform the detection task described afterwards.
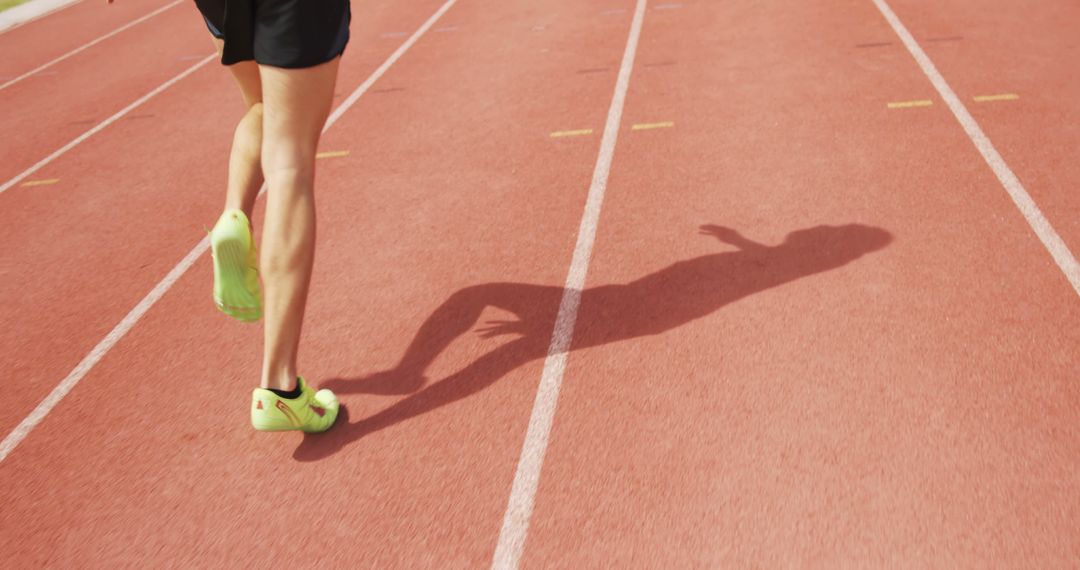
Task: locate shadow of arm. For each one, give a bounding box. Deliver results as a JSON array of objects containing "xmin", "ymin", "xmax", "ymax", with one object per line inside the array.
[{"xmin": 699, "ymin": 224, "xmax": 767, "ymax": 251}]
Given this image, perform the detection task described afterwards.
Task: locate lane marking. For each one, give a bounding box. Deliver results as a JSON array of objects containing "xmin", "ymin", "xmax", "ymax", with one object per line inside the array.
[
  {"xmin": 316, "ymin": 150, "xmax": 350, "ymax": 159},
  {"xmin": 380, "ymin": 31, "xmax": 408, "ymax": 38},
  {"xmin": 973, "ymin": 93, "xmax": 1019, "ymax": 103},
  {"xmin": 492, "ymin": 0, "xmax": 649, "ymax": 567},
  {"xmin": 0, "ymin": 0, "xmax": 183, "ymax": 92},
  {"xmin": 632, "ymin": 121, "xmax": 673, "ymax": 130},
  {"xmin": 0, "ymin": 54, "xmax": 216, "ymax": 195},
  {"xmin": 654, "ymin": 3, "xmax": 682, "ymax": 9},
  {"xmin": 601, "ymin": 8, "xmax": 627, "ymax": 15},
  {"xmin": 21, "ymin": 178, "xmax": 59, "ymax": 187},
  {"xmin": 0, "ymin": 0, "xmax": 80, "ymax": 35},
  {"xmin": 434, "ymin": 25, "xmax": 459, "ymax": 33},
  {"xmin": 887, "ymin": 99, "xmax": 933, "ymax": 109},
  {"xmin": 872, "ymin": 0, "xmax": 1080, "ymax": 295},
  {"xmin": 550, "ymin": 129, "xmax": 593, "ymax": 138},
  {"xmin": 0, "ymin": 0, "xmax": 462, "ymax": 464}
]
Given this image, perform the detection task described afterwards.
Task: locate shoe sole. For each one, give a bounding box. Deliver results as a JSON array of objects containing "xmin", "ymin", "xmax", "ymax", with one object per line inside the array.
[{"xmin": 212, "ymin": 231, "xmax": 262, "ymax": 322}]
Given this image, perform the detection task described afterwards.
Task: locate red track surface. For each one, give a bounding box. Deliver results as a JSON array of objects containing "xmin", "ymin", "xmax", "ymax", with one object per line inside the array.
[{"xmin": 1, "ymin": 0, "xmax": 1077, "ymax": 566}]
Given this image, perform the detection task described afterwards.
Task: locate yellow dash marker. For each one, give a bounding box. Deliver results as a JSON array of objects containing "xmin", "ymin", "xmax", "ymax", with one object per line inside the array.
[
  {"xmin": 973, "ymin": 93, "xmax": 1019, "ymax": 103},
  {"xmin": 887, "ymin": 100, "xmax": 933, "ymax": 109},
  {"xmin": 632, "ymin": 121, "xmax": 674, "ymax": 131},
  {"xmin": 550, "ymin": 129, "xmax": 593, "ymax": 138},
  {"xmin": 316, "ymin": 150, "xmax": 350, "ymax": 159},
  {"xmin": 21, "ymin": 179, "xmax": 60, "ymax": 187}
]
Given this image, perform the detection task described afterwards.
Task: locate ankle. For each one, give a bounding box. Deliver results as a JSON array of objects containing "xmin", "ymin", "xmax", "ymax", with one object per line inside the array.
[
  {"xmin": 261, "ymin": 369, "xmax": 298, "ymax": 392},
  {"xmin": 268, "ymin": 381, "xmax": 303, "ymax": 399}
]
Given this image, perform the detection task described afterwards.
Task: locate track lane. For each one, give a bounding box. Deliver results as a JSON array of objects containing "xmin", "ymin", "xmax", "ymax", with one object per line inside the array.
[
  {"xmin": 1, "ymin": 0, "xmax": 648, "ymax": 565},
  {"xmin": 0, "ymin": 0, "xmax": 177, "ymax": 75},
  {"xmin": 0, "ymin": 0, "xmax": 184, "ymax": 92},
  {"xmin": 520, "ymin": 0, "xmax": 1080, "ymax": 566},
  {"xmin": 883, "ymin": 0, "xmax": 1080, "ymax": 277},
  {"xmin": 0, "ymin": 4, "xmax": 210, "ymax": 185}
]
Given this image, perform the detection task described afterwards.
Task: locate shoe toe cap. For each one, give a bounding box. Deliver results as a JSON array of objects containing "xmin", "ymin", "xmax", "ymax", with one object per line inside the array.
[{"xmin": 313, "ymin": 388, "xmax": 339, "ymax": 410}]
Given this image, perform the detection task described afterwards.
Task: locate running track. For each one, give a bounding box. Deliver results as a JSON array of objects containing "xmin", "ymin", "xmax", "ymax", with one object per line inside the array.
[{"xmin": 1, "ymin": 0, "xmax": 1078, "ymax": 566}]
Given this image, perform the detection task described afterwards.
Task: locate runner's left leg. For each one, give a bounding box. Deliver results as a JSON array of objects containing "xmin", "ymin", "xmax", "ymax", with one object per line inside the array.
[{"xmin": 213, "ymin": 38, "xmax": 264, "ymax": 220}]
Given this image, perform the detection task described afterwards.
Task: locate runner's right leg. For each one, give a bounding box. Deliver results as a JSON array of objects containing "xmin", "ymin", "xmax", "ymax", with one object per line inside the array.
[{"xmin": 257, "ymin": 57, "xmax": 340, "ymax": 391}]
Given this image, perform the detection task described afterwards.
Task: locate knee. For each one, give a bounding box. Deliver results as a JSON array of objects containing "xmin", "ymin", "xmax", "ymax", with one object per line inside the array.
[{"xmin": 262, "ymin": 140, "xmax": 317, "ymax": 179}]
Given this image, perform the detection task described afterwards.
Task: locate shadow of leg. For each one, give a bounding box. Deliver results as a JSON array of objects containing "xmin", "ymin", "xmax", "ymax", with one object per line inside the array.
[
  {"xmin": 322, "ymin": 369, "xmax": 428, "ymax": 396},
  {"xmin": 294, "ymin": 337, "xmax": 543, "ymax": 461}
]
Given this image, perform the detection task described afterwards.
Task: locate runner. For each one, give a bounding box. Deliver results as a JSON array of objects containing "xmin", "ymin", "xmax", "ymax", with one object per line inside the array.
[{"xmin": 184, "ymin": 0, "xmax": 351, "ymax": 432}]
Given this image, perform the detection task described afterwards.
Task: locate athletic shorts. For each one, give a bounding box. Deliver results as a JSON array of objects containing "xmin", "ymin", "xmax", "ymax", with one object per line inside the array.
[{"xmin": 194, "ymin": 0, "xmax": 350, "ymax": 69}]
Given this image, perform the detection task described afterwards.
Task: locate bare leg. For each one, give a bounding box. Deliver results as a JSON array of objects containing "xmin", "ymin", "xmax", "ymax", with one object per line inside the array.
[
  {"xmin": 258, "ymin": 58, "xmax": 340, "ymax": 391},
  {"xmin": 213, "ymin": 39, "xmax": 265, "ymax": 221}
]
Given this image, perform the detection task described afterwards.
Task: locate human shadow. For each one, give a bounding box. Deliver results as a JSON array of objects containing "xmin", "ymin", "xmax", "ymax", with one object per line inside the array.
[{"xmin": 294, "ymin": 223, "xmax": 892, "ymax": 461}]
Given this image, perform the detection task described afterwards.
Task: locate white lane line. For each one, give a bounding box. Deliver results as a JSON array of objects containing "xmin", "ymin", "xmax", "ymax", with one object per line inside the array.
[
  {"xmin": 0, "ymin": 0, "xmax": 80, "ymax": 35},
  {"xmin": 0, "ymin": 0, "xmax": 183, "ymax": 92},
  {"xmin": 326, "ymin": 0, "xmax": 458, "ymax": 128},
  {"xmin": 0, "ymin": 0, "xmax": 461, "ymax": 464},
  {"xmin": 871, "ymin": 0, "xmax": 1080, "ymax": 296},
  {"xmin": 490, "ymin": 1, "xmax": 649, "ymax": 568},
  {"xmin": 0, "ymin": 53, "xmax": 216, "ymax": 196}
]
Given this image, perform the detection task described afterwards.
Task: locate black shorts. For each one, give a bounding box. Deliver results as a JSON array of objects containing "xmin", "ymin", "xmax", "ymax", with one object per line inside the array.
[{"xmin": 194, "ymin": 0, "xmax": 350, "ymax": 69}]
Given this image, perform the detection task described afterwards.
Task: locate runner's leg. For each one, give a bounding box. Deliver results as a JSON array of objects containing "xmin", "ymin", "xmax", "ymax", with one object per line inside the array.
[
  {"xmin": 213, "ymin": 38, "xmax": 264, "ymax": 221},
  {"xmin": 257, "ymin": 57, "xmax": 340, "ymax": 390}
]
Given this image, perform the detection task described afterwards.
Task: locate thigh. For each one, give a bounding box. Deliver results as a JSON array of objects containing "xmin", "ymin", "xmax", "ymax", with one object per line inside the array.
[
  {"xmin": 211, "ymin": 38, "xmax": 263, "ymax": 108},
  {"xmin": 258, "ymin": 58, "xmax": 340, "ymax": 165}
]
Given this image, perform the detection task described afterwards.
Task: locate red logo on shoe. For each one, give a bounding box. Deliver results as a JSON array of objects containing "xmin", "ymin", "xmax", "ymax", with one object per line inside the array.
[
  {"xmin": 310, "ymin": 405, "xmax": 325, "ymax": 417},
  {"xmin": 255, "ymin": 400, "xmax": 263, "ymax": 410}
]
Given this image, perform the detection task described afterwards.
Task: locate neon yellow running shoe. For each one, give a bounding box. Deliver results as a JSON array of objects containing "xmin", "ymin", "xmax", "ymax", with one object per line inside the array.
[
  {"xmin": 210, "ymin": 209, "xmax": 262, "ymax": 322},
  {"xmin": 251, "ymin": 377, "xmax": 340, "ymax": 433}
]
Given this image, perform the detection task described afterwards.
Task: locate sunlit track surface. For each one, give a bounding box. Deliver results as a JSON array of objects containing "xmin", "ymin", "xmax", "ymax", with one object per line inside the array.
[{"xmin": 1, "ymin": 0, "xmax": 1078, "ymax": 566}]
